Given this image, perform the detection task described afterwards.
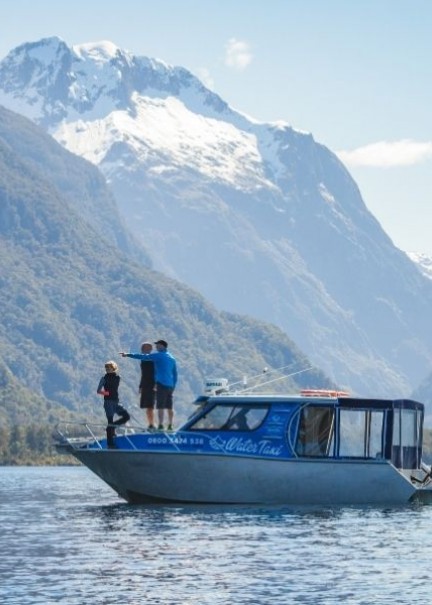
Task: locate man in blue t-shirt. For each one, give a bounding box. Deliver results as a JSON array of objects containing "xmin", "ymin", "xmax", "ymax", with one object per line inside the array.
[{"xmin": 120, "ymin": 339, "xmax": 177, "ymax": 431}]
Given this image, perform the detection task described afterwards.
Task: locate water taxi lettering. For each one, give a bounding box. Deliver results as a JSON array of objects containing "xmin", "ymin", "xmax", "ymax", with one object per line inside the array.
[
  {"xmin": 224, "ymin": 437, "xmax": 283, "ymax": 456},
  {"xmin": 225, "ymin": 437, "xmax": 257, "ymax": 454},
  {"xmin": 258, "ymin": 441, "xmax": 283, "ymax": 456}
]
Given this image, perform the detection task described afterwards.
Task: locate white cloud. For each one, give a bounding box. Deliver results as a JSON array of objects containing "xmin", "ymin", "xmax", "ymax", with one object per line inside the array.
[
  {"xmin": 337, "ymin": 140, "xmax": 432, "ymax": 168},
  {"xmin": 224, "ymin": 38, "xmax": 252, "ymax": 70}
]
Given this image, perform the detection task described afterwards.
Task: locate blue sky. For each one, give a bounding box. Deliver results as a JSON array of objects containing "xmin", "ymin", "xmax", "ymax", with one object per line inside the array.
[{"xmin": 1, "ymin": 0, "xmax": 431, "ymax": 254}]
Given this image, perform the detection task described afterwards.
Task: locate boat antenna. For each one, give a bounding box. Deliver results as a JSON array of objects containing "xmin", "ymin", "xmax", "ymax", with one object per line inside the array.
[
  {"xmin": 235, "ymin": 366, "xmax": 314, "ymax": 394},
  {"xmin": 228, "ymin": 363, "xmax": 296, "ymax": 389}
]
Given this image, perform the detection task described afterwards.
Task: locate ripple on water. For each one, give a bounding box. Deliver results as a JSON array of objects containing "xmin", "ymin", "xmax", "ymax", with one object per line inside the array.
[{"xmin": 1, "ymin": 467, "xmax": 431, "ymax": 604}]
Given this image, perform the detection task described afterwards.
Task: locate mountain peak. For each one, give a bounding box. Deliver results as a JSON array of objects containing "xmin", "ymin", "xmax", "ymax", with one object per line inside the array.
[
  {"xmin": 72, "ymin": 40, "xmax": 123, "ymax": 62},
  {"xmin": 10, "ymin": 36, "xmax": 68, "ymax": 60},
  {"xmin": 0, "ymin": 37, "xmax": 233, "ymax": 127},
  {"xmin": 0, "ymin": 36, "xmax": 71, "ymax": 78},
  {"xmin": 3, "ymin": 37, "xmax": 432, "ymax": 399}
]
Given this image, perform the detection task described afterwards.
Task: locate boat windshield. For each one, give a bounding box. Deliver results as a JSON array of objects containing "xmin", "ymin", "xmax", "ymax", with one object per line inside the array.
[{"xmin": 188, "ymin": 404, "xmax": 268, "ymax": 431}]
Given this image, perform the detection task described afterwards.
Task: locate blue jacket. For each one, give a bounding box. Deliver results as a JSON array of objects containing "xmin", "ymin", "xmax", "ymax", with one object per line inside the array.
[{"xmin": 127, "ymin": 351, "xmax": 177, "ymax": 388}]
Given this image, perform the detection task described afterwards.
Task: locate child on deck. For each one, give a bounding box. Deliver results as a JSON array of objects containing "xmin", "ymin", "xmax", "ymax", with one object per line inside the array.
[{"xmin": 97, "ymin": 361, "xmax": 130, "ymax": 448}]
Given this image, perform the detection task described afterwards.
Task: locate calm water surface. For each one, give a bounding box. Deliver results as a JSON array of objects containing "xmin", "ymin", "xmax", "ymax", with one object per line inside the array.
[{"xmin": 1, "ymin": 466, "xmax": 432, "ymax": 604}]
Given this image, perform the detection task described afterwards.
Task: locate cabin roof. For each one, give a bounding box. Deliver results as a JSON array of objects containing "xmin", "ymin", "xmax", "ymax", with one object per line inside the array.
[{"xmin": 196, "ymin": 394, "xmax": 424, "ymax": 411}]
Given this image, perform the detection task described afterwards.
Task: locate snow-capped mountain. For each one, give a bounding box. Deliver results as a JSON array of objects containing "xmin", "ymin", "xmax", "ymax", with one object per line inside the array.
[
  {"xmin": 407, "ymin": 252, "xmax": 432, "ymax": 280},
  {"xmin": 1, "ymin": 36, "xmax": 432, "ymax": 397}
]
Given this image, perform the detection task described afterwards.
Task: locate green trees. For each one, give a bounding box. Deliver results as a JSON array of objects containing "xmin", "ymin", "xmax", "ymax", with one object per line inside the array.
[{"xmin": 0, "ymin": 424, "xmax": 73, "ymax": 465}]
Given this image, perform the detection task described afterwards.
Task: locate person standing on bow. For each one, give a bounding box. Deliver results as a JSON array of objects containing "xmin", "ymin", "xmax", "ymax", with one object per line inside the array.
[
  {"xmin": 97, "ymin": 360, "xmax": 130, "ymax": 448},
  {"xmin": 139, "ymin": 342, "xmax": 156, "ymax": 430},
  {"xmin": 120, "ymin": 339, "xmax": 177, "ymax": 431}
]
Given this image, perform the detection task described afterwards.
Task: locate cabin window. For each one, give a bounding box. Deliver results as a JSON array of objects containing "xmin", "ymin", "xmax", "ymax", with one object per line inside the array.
[
  {"xmin": 295, "ymin": 406, "xmax": 334, "ymax": 457},
  {"xmin": 393, "ymin": 409, "xmax": 420, "ymax": 447},
  {"xmin": 392, "ymin": 408, "xmax": 421, "ymax": 469},
  {"xmin": 338, "ymin": 409, "xmax": 384, "ymax": 458},
  {"xmin": 189, "ymin": 404, "xmax": 268, "ymax": 431}
]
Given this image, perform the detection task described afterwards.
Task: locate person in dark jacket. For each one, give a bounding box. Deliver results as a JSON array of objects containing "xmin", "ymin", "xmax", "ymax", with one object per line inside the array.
[
  {"xmin": 97, "ymin": 360, "xmax": 130, "ymax": 448},
  {"xmin": 139, "ymin": 342, "xmax": 156, "ymax": 429}
]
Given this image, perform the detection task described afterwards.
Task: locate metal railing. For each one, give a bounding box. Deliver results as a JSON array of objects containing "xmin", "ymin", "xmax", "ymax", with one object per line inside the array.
[{"xmin": 54, "ymin": 420, "xmax": 147, "ymax": 451}]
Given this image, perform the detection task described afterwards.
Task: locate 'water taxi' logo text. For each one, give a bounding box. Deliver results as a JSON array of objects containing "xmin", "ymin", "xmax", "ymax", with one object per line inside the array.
[{"xmin": 213, "ymin": 437, "xmax": 283, "ymax": 457}]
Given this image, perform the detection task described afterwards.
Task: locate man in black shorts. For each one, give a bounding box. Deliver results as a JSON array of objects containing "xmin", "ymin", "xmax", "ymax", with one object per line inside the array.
[
  {"xmin": 139, "ymin": 342, "xmax": 155, "ymax": 430},
  {"xmin": 121, "ymin": 339, "xmax": 177, "ymax": 431}
]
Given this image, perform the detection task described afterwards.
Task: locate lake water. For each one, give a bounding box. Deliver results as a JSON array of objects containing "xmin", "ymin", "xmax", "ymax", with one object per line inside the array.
[{"xmin": 1, "ymin": 467, "xmax": 432, "ymax": 604}]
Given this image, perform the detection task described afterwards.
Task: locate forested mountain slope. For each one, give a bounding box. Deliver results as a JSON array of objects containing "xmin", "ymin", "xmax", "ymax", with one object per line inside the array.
[{"xmin": 0, "ymin": 106, "xmax": 330, "ymax": 426}]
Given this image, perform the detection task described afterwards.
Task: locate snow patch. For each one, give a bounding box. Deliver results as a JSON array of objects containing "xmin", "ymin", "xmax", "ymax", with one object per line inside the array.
[
  {"xmin": 73, "ymin": 41, "xmax": 123, "ymax": 63},
  {"xmin": 319, "ymin": 182, "xmax": 336, "ymax": 204},
  {"xmin": 53, "ymin": 94, "xmax": 278, "ymax": 190},
  {"xmin": 407, "ymin": 251, "xmax": 432, "ymax": 279}
]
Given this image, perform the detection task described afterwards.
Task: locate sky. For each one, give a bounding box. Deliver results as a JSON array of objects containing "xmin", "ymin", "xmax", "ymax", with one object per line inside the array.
[{"xmin": 1, "ymin": 0, "xmax": 431, "ymax": 254}]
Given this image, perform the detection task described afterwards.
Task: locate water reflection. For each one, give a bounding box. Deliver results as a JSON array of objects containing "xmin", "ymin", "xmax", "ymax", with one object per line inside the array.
[{"xmin": 1, "ymin": 466, "xmax": 431, "ymax": 605}]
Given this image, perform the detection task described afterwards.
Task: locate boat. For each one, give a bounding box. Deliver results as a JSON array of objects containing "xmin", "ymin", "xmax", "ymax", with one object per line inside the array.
[{"xmin": 55, "ymin": 378, "xmax": 432, "ymax": 505}]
